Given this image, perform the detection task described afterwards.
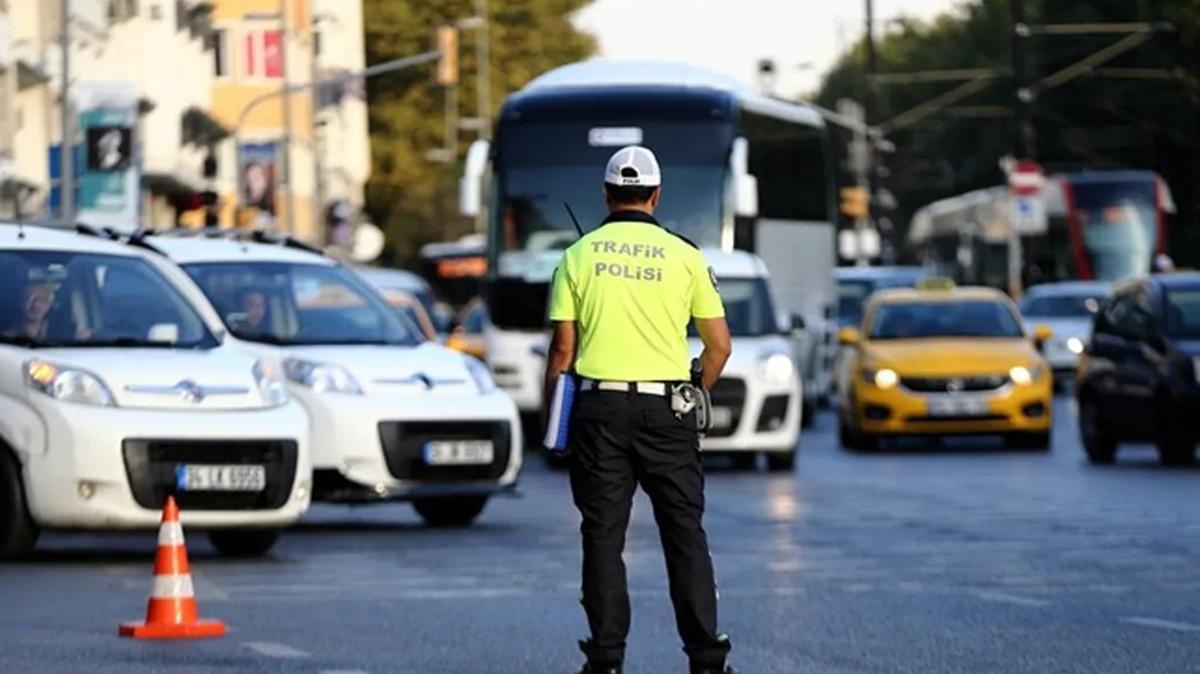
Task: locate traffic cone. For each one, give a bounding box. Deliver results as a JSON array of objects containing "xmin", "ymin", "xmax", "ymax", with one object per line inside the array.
[{"xmin": 119, "ymin": 496, "xmax": 226, "ymax": 639}]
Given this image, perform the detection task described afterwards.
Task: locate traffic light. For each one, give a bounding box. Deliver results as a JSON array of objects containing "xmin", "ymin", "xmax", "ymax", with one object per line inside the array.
[
  {"xmin": 435, "ymin": 25, "xmax": 458, "ymax": 86},
  {"xmin": 201, "ymin": 190, "xmax": 219, "ymax": 228},
  {"xmin": 840, "ymin": 186, "xmax": 870, "ymax": 220}
]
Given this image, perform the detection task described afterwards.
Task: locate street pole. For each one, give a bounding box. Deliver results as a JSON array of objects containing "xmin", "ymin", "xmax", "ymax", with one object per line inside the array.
[
  {"xmin": 310, "ymin": 14, "xmax": 324, "ymax": 240},
  {"xmin": 59, "ymin": 0, "xmax": 74, "ymax": 224},
  {"xmin": 474, "ymin": 0, "xmax": 491, "ymax": 142},
  {"xmin": 1009, "ymin": 0, "xmax": 1031, "ymax": 296},
  {"xmin": 279, "ymin": 0, "xmax": 295, "ymax": 234}
]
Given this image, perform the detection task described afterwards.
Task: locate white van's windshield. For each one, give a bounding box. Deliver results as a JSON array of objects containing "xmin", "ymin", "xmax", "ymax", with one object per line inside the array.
[
  {"xmin": 184, "ymin": 261, "xmax": 422, "ymax": 347},
  {"xmin": 0, "ymin": 250, "xmax": 218, "ymax": 349}
]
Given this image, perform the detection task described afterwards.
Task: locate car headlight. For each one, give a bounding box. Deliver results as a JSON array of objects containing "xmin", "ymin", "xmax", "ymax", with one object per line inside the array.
[
  {"xmin": 758, "ymin": 353, "xmax": 795, "ymax": 385},
  {"xmin": 1009, "ymin": 365, "xmax": 1043, "ymax": 386},
  {"xmin": 465, "ymin": 357, "xmax": 497, "ymax": 394},
  {"xmin": 283, "ymin": 358, "xmax": 363, "ymax": 394},
  {"xmin": 25, "ymin": 359, "xmax": 115, "ymax": 406},
  {"xmin": 253, "ymin": 360, "xmax": 290, "ymax": 407},
  {"xmin": 1067, "ymin": 337, "xmax": 1084, "ymax": 354},
  {"xmin": 864, "ymin": 367, "xmax": 898, "ymax": 389}
]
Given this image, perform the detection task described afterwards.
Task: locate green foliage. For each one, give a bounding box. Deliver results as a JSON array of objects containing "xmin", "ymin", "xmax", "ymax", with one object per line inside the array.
[
  {"xmin": 362, "ymin": 0, "xmax": 596, "ymax": 265},
  {"xmin": 815, "ymin": 0, "xmax": 1200, "ymax": 264}
]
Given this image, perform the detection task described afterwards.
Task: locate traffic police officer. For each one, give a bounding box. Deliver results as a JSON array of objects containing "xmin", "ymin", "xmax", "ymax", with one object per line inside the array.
[{"xmin": 544, "ymin": 146, "xmax": 736, "ymax": 674}]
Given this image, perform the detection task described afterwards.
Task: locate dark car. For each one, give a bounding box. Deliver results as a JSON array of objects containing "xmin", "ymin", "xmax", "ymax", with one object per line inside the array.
[{"xmin": 1077, "ymin": 274, "xmax": 1200, "ymax": 466}]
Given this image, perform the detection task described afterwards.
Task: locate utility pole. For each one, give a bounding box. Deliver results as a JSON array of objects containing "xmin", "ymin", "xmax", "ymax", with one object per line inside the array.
[
  {"xmin": 59, "ymin": 0, "xmax": 74, "ymax": 224},
  {"xmin": 279, "ymin": 0, "xmax": 295, "ymax": 234},
  {"xmin": 474, "ymin": 0, "xmax": 491, "ymax": 142}
]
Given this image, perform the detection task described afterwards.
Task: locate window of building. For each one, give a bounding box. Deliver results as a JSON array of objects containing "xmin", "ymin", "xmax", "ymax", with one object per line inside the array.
[{"xmin": 209, "ymin": 29, "xmax": 228, "ymax": 77}]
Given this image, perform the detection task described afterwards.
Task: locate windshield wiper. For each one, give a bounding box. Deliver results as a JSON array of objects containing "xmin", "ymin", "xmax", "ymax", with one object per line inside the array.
[
  {"xmin": 0, "ymin": 334, "xmax": 49, "ymax": 348},
  {"xmin": 62, "ymin": 338, "xmax": 183, "ymax": 348}
]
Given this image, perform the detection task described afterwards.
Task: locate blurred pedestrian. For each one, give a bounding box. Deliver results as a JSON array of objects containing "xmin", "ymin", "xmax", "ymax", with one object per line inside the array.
[{"xmin": 543, "ymin": 146, "xmax": 736, "ymax": 674}]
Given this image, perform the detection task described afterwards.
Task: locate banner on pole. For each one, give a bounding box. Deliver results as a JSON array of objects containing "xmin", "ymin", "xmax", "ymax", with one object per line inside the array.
[{"xmin": 74, "ymin": 81, "xmax": 139, "ymax": 232}]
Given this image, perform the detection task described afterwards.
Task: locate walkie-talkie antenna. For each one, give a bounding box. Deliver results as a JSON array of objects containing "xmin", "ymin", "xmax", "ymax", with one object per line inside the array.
[{"xmin": 563, "ymin": 202, "xmax": 585, "ymax": 237}]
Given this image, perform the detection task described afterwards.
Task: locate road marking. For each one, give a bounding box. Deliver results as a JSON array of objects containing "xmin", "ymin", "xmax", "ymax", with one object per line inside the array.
[
  {"xmin": 245, "ymin": 642, "xmax": 310, "ymax": 658},
  {"xmin": 973, "ymin": 591, "xmax": 1051, "ymax": 608},
  {"xmin": 1121, "ymin": 617, "xmax": 1200, "ymax": 632}
]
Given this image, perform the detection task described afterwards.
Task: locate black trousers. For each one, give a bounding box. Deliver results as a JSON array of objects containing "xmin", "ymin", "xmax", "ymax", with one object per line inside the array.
[{"xmin": 569, "ymin": 388, "xmax": 730, "ymax": 667}]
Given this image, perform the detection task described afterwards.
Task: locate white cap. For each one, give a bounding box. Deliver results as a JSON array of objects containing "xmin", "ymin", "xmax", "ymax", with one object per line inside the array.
[{"xmin": 604, "ymin": 145, "xmax": 662, "ymax": 187}]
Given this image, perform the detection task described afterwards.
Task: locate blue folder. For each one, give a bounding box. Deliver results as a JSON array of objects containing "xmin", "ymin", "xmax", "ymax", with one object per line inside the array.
[{"xmin": 543, "ymin": 373, "xmax": 577, "ymax": 453}]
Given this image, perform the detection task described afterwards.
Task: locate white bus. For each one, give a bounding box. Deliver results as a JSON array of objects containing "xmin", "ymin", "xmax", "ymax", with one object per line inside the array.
[{"xmin": 460, "ymin": 61, "xmax": 838, "ymax": 426}]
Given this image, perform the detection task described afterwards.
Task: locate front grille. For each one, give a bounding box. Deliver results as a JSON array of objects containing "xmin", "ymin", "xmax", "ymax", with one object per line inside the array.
[
  {"xmin": 901, "ymin": 375, "xmax": 1007, "ymax": 393},
  {"xmin": 122, "ymin": 439, "xmax": 298, "ymax": 511},
  {"xmin": 379, "ymin": 421, "xmax": 512, "ymax": 481},
  {"xmin": 709, "ymin": 378, "xmax": 747, "ymax": 438},
  {"xmin": 906, "ymin": 414, "xmax": 1008, "ymax": 423}
]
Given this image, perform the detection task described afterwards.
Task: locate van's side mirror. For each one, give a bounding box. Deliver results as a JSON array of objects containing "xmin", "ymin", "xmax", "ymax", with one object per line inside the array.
[
  {"xmin": 459, "ymin": 139, "xmax": 491, "ymax": 217},
  {"xmin": 1033, "ymin": 324, "xmax": 1053, "ymax": 345},
  {"xmin": 838, "ymin": 326, "xmax": 860, "ymax": 346},
  {"xmin": 730, "ymin": 137, "xmax": 758, "ymax": 218},
  {"xmin": 791, "ymin": 314, "xmax": 805, "ymax": 332}
]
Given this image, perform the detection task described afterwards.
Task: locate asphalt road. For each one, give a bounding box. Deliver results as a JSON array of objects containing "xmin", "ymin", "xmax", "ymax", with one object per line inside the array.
[{"xmin": 3, "ymin": 395, "xmax": 1199, "ymax": 674}]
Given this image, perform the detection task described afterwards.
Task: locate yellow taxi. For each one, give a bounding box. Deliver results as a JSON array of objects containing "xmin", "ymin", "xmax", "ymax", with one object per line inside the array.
[{"xmin": 836, "ymin": 280, "xmax": 1053, "ymax": 450}]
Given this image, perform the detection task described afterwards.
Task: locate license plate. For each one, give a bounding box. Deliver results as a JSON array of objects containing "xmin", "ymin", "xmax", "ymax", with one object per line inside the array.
[
  {"xmin": 927, "ymin": 395, "xmax": 990, "ymax": 418},
  {"xmin": 423, "ymin": 440, "xmax": 494, "ymax": 465},
  {"xmin": 711, "ymin": 407, "xmax": 734, "ymax": 429},
  {"xmin": 176, "ymin": 464, "xmax": 266, "ymax": 492}
]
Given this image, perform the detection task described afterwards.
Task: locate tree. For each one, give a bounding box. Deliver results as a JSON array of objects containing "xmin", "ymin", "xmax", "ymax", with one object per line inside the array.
[
  {"xmin": 362, "ymin": 0, "xmax": 596, "ymax": 265},
  {"xmin": 815, "ymin": 0, "xmax": 1200, "ymax": 265}
]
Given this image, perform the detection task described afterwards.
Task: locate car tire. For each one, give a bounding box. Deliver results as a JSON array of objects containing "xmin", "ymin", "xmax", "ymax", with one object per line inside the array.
[
  {"xmin": 839, "ymin": 421, "xmax": 877, "ymax": 452},
  {"xmin": 801, "ymin": 396, "xmax": 816, "ymax": 429},
  {"xmin": 730, "ymin": 453, "xmax": 757, "ymax": 470},
  {"xmin": 1078, "ymin": 397, "xmax": 1117, "ymax": 464},
  {"xmin": 208, "ymin": 529, "xmax": 280, "ymax": 557},
  {"xmin": 0, "ymin": 450, "xmax": 38, "ymax": 562},
  {"xmin": 765, "ymin": 451, "xmax": 796, "ymax": 472},
  {"xmin": 1156, "ymin": 423, "xmax": 1196, "ymax": 467},
  {"xmin": 1006, "ymin": 431, "xmax": 1051, "ymax": 451},
  {"xmin": 414, "ymin": 496, "xmax": 489, "ymax": 527}
]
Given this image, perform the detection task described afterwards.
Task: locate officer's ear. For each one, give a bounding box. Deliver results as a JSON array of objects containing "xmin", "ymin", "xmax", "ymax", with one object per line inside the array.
[{"xmin": 648, "ymin": 187, "xmax": 662, "ymax": 210}]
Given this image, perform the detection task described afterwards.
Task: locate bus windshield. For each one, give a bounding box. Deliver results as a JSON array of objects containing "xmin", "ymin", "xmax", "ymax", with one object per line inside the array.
[
  {"xmin": 494, "ymin": 119, "xmax": 732, "ymax": 261},
  {"xmin": 1073, "ymin": 179, "xmax": 1158, "ymax": 281}
]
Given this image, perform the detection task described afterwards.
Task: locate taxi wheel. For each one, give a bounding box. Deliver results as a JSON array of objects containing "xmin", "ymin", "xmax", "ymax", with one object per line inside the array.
[
  {"xmin": 838, "ymin": 421, "xmax": 877, "ymax": 452},
  {"xmin": 208, "ymin": 529, "xmax": 281, "ymax": 557},
  {"xmin": 414, "ymin": 496, "xmax": 489, "ymax": 527},
  {"xmin": 765, "ymin": 451, "xmax": 796, "ymax": 472},
  {"xmin": 1078, "ymin": 398, "xmax": 1117, "ymax": 464},
  {"xmin": 0, "ymin": 450, "xmax": 38, "ymax": 561}
]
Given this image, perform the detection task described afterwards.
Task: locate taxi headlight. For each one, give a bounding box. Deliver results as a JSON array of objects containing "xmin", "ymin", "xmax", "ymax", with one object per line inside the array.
[
  {"xmin": 253, "ymin": 360, "xmax": 290, "ymax": 407},
  {"xmin": 1009, "ymin": 365, "xmax": 1042, "ymax": 386},
  {"xmin": 1067, "ymin": 337, "xmax": 1085, "ymax": 354},
  {"xmin": 758, "ymin": 353, "xmax": 795, "ymax": 384},
  {"xmin": 283, "ymin": 358, "xmax": 363, "ymax": 394},
  {"xmin": 465, "ymin": 357, "xmax": 497, "ymax": 394},
  {"xmin": 869, "ymin": 368, "xmax": 899, "ymax": 390},
  {"xmin": 25, "ymin": 359, "xmax": 115, "ymax": 406}
]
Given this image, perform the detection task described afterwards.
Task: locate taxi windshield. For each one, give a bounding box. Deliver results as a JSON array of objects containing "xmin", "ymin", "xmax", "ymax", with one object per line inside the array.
[
  {"xmin": 183, "ymin": 261, "xmax": 421, "ymax": 347},
  {"xmin": 0, "ymin": 250, "xmax": 217, "ymax": 349},
  {"xmin": 869, "ymin": 300, "xmax": 1023, "ymax": 339}
]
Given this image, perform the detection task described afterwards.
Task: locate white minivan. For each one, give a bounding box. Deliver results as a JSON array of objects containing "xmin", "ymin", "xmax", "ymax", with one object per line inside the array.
[
  {"xmin": 151, "ymin": 233, "xmax": 522, "ymax": 527},
  {"xmin": 694, "ymin": 249, "xmax": 803, "ymax": 470},
  {"xmin": 0, "ymin": 224, "xmax": 312, "ymax": 559}
]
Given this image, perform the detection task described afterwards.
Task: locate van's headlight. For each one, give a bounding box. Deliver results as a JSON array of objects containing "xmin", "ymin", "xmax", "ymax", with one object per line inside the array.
[
  {"xmin": 253, "ymin": 360, "xmax": 290, "ymax": 407},
  {"xmin": 1009, "ymin": 365, "xmax": 1042, "ymax": 386},
  {"xmin": 758, "ymin": 353, "xmax": 795, "ymax": 384},
  {"xmin": 465, "ymin": 357, "xmax": 497, "ymax": 394},
  {"xmin": 283, "ymin": 358, "xmax": 363, "ymax": 394},
  {"xmin": 25, "ymin": 359, "xmax": 115, "ymax": 406},
  {"xmin": 1067, "ymin": 337, "xmax": 1084, "ymax": 354}
]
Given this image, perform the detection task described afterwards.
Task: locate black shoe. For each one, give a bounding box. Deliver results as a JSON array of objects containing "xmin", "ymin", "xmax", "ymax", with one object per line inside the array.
[{"xmin": 575, "ymin": 664, "xmax": 621, "ymax": 674}]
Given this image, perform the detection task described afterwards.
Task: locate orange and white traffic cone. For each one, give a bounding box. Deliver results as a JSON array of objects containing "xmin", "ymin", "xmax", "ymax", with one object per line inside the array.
[{"xmin": 119, "ymin": 496, "xmax": 226, "ymax": 639}]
